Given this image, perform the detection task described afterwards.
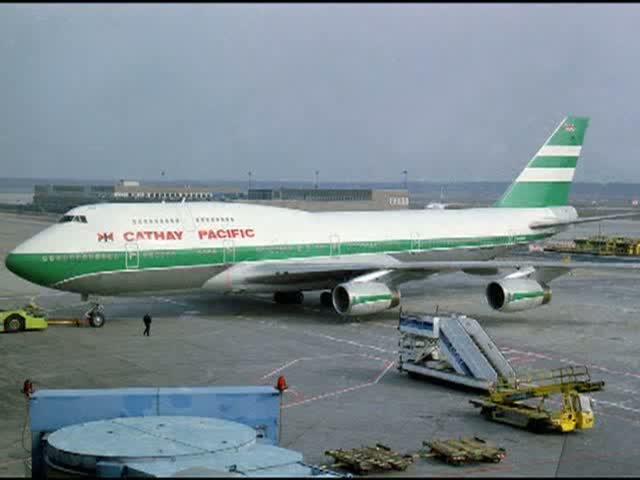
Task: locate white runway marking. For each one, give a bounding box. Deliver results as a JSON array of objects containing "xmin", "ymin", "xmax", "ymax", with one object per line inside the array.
[
  {"xmin": 0, "ymin": 291, "xmax": 68, "ymax": 301},
  {"xmin": 282, "ymin": 359, "xmax": 395, "ymax": 409},
  {"xmin": 301, "ymin": 329, "xmax": 396, "ymax": 354},
  {"xmin": 593, "ymin": 399, "xmax": 640, "ymax": 415},
  {"xmin": 501, "ymin": 345, "xmax": 640, "ymax": 381},
  {"xmin": 259, "ymin": 359, "xmax": 302, "ymax": 380},
  {"xmin": 256, "ymin": 319, "xmax": 397, "ymax": 354},
  {"xmin": 152, "ymin": 296, "xmax": 190, "ymax": 307},
  {"xmin": 258, "ymin": 352, "xmax": 390, "ymax": 381}
]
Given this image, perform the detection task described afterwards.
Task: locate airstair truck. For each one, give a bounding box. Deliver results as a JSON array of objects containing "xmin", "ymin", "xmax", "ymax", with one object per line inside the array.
[{"xmin": 397, "ymin": 311, "xmax": 514, "ymax": 390}]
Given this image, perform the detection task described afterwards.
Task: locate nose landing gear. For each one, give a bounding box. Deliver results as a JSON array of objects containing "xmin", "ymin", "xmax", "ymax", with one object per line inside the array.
[{"xmin": 84, "ymin": 303, "xmax": 106, "ymax": 328}]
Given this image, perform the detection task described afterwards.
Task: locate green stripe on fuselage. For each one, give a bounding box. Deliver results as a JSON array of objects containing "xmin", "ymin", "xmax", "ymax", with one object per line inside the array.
[{"xmin": 5, "ymin": 233, "xmax": 552, "ymax": 288}]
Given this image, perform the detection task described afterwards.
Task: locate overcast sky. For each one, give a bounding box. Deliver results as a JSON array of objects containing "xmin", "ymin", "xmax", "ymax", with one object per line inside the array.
[{"xmin": 1, "ymin": 3, "xmax": 639, "ymax": 183}]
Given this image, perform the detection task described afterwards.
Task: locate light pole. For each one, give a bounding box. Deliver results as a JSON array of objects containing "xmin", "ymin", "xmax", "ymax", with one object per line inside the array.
[
  {"xmin": 402, "ymin": 170, "xmax": 408, "ymax": 190},
  {"xmin": 315, "ymin": 170, "xmax": 319, "ymax": 189},
  {"xmin": 248, "ymin": 171, "xmax": 253, "ymax": 191}
]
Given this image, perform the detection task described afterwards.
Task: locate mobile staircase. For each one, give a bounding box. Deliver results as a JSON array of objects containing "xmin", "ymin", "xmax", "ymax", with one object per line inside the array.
[{"xmin": 397, "ymin": 310, "xmax": 514, "ymax": 390}]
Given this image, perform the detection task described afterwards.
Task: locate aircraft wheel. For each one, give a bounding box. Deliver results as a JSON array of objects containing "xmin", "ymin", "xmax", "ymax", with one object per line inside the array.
[
  {"xmin": 89, "ymin": 311, "xmax": 106, "ymax": 328},
  {"xmin": 4, "ymin": 314, "xmax": 25, "ymax": 333}
]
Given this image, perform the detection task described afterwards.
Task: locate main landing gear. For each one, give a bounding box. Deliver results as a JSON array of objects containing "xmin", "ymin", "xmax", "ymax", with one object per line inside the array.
[
  {"xmin": 273, "ymin": 291, "xmax": 304, "ymax": 305},
  {"xmin": 273, "ymin": 291, "xmax": 336, "ymax": 310}
]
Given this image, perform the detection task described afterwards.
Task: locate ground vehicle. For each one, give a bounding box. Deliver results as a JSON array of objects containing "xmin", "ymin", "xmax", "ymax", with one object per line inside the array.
[
  {"xmin": 0, "ymin": 304, "xmax": 48, "ymax": 333},
  {"xmin": 470, "ymin": 365, "xmax": 604, "ymax": 433}
]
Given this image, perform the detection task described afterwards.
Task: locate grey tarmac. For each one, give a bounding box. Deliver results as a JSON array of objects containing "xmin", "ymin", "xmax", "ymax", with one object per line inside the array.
[{"xmin": 1, "ymin": 212, "xmax": 639, "ymax": 477}]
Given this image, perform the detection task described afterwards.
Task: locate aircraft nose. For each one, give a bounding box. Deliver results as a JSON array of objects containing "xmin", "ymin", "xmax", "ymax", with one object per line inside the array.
[
  {"xmin": 5, "ymin": 251, "xmax": 25, "ymax": 278},
  {"xmin": 5, "ymin": 249, "xmax": 48, "ymax": 286}
]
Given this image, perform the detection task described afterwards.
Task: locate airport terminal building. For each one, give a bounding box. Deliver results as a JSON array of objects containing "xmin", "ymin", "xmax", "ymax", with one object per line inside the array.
[
  {"xmin": 245, "ymin": 187, "xmax": 410, "ymax": 211},
  {"xmin": 33, "ymin": 181, "xmax": 243, "ymax": 213},
  {"xmin": 30, "ymin": 182, "xmax": 410, "ymax": 213}
]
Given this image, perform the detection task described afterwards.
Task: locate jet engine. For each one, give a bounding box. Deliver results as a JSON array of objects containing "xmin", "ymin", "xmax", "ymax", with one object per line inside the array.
[
  {"xmin": 332, "ymin": 282, "xmax": 401, "ymax": 316},
  {"xmin": 486, "ymin": 279, "xmax": 552, "ymax": 312}
]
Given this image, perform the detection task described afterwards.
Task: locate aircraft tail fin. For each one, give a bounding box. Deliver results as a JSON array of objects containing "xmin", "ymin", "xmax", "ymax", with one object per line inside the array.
[{"xmin": 494, "ymin": 116, "xmax": 590, "ymax": 208}]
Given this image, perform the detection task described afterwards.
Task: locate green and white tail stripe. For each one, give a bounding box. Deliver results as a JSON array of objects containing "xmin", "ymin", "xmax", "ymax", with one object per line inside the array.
[{"xmin": 495, "ymin": 116, "xmax": 589, "ymax": 208}]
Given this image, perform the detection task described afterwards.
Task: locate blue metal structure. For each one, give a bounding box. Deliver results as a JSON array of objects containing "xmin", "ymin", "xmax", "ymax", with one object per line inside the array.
[{"xmin": 29, "ymin": 386, "xmax": 337, "ymax": 478}]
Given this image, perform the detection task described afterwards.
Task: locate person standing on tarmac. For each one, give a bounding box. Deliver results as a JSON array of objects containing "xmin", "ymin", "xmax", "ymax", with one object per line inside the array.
[{"xmin": 143, "ymin": 313, "xmax": 152, "ymax": 336}]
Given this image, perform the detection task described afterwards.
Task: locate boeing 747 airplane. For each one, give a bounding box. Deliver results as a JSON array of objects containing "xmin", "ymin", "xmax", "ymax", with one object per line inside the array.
[{"xmin": 5, "ymin": 116, "xmax": 639, "ymax": 327}]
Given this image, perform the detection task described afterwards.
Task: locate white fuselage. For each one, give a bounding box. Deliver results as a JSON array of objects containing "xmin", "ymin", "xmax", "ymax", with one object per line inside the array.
[{"xmin": 7, "ymin": 202, "xmax": 575, "ymax": 296}]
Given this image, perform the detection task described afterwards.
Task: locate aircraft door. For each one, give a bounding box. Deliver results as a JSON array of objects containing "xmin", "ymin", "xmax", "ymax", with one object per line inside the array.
[
  {"xmin": 223, "ymin": 239, "xmax": 235, "ymax": 264},
  {"xmin": 329, "ymin": 234, "xmax": 341, "ymax": 257},
  {"xmin": 125, "ymin": 243, "xmax": 140, "ymax": 269},
  {"xmin": 410, "ymin": 232, "xmax": 421, "ymax": 254}
]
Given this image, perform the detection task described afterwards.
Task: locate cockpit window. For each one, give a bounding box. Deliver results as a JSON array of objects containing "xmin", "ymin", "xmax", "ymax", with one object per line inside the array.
[{"xmin": 58, "ymin": 215, "xmax": 88, "ymax": 224}]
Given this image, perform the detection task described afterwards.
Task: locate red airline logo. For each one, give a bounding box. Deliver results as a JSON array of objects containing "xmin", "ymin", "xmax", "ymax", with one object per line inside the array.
[
  {"xmin": 97, "ymin": 232, "xmax": 114, "ymax": 242},
  {"xmin": 124, "ymin": 230, "xmax": 184, "ymax": 242},
  {"xmin": 120, "ymin": 229, "xmax": 256, "ymax": 242},
  {"xmin": 198, "ymin": 228, "xmax": 255, "ymax": 240}
]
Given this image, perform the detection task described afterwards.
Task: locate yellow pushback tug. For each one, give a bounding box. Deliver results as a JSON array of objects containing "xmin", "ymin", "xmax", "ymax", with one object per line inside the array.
[
  {"xmin": 0, "ymin": 304, "xmax": 48, "ymax": 332},
  {"xmin": 470, "ymin": 365, "xmax": 604, "ymax": 433}
]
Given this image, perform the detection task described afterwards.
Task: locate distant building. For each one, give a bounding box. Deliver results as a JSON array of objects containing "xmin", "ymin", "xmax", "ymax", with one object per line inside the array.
[
  {"xmin": 113, "ymin": 180, "xmax": 241, "ymax": 201},
  {"xmin": 30, "ymin": 183, "xmax": 410, "ymax": 213},
  {"xmin": 245, "ymin": 188, "xmax": 410, "ymax": 211},
  {"xmin": 33, "ymin": 181, "xmax": 243, "ymax": 213}
]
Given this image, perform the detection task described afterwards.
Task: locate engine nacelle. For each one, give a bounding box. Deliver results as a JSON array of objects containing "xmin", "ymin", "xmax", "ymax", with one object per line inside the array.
[
  {"xmin": 486, "ymin": 279, "xmax": 552, "ymax": 312},
  {"xmin": 332, "ymin": 282, "xmax": 401, "ymax": 316}
]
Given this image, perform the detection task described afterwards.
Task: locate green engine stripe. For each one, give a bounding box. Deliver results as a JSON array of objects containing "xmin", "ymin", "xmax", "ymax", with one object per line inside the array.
[
  {"xmin": 510, "ymin": 291, "xmax": 544, "ymax": 302},
  {"xmin": 352, "ymin": 294, "xmax": 392, "ymax": 305},
  {"xmin": 494, "ymin": 182, "xmax": 571, "ymax": 208},
  {"xmin": 528, "ymin": 156, "xmax": 578, "ymax": 168}
]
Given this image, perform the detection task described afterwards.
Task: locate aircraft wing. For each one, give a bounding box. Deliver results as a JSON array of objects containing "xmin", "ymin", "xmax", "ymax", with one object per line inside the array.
[{"xmin": 238, "ymin": 257, "xmax": 640, "ymax": 286}]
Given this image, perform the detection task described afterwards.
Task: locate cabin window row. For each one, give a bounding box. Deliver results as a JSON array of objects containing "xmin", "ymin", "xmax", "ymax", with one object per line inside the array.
[
  {"xmin": 42, "ymin": 252, "xmax": 119, "ymax": 262},
  {"xmin": 351, "ymin": 242, "xmax": 377, "ymax": 249},
  {"xmin": 133, "ymin": 218, "xmax": 180, "ymax": 225},
  {"xmin": 195, "ymin": 217, "xmax": 234, "ymax": 223},
  {"xmin": 255, "ymin": 244, "xmax": 313, "ymax": 253},
  {"xmin": 141, "ymin": 251, "xmax": 177, "ymax": 258}
]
